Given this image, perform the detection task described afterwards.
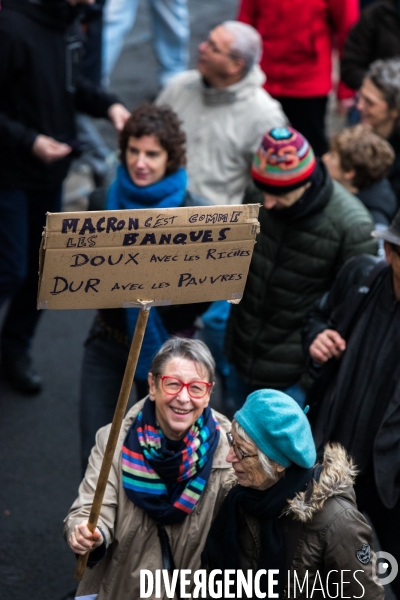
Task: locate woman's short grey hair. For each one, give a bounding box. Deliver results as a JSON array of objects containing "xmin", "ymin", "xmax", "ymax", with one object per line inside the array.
[
  {"xmin": 232, "ymin": 420, "xmax": 282, "ymax": 483},
  {"xmin": 367, "ymin": 59, "xmax": 400, "ymax": 112},
  {"xmin": 223, "ymin": 21, "xmax": 262, "ymax": 75},
  {"xmin": 150, "ymin": 337, "xmax": 215, "ymax": 382}
]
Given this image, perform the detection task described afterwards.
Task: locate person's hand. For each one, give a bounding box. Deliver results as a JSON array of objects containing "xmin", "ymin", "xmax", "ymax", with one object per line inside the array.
[
  {"xmin": 69, "ymin": 520, "xmax": 104, "ymax": 555},
  {"xmin": 309, "ymin": 329, "xmax": 346, "ymax": 365},
  {"xmin": 32, "ymin": 135, "xmax": 72, "ymax": 163},
  {"xmin": 108, "ymin": 103, "xmax": 130, "ymax": 131}
]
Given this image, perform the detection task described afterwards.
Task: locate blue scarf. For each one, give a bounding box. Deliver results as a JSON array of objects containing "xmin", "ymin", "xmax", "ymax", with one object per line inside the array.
[
  {"xmin": 122, "ymin": 397, "xmax": 220, "ymax": 525},
  {"xmin": 106, "ymin": 166, "xmax": 188, "ymax": 379},
  {"xmin": 106, "ymin": 165, "xmax": 187, "ymax": 211}
]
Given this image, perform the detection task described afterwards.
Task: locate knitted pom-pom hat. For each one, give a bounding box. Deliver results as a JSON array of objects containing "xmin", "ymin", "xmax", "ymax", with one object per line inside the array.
[
  {"xmin": 234, "ymin": 389, "xmax": 316, "ymax": 469},
  {"xmin": 251, "ymin": 126, "xmax": 316, "ymax": 195}
]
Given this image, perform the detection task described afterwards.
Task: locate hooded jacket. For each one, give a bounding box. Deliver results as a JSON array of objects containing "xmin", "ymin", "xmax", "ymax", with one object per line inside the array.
[
  {"xmin": 357, "ymin": 177, "xmax": 398, "ymax": 226},
  {"xmin": 0, "ymin": 0, "xmax": 119, "ymax": 191},
  {"xmin": 238, "ymin": 0, "xmax": 358, "ymax": 100},
  {"xmin": 236, "ymin": 444, "xmax": 384, "ymax": 599},
  {"xmin": 341, "ymin": 0, "xmax": 400, "ymax": 91},
  {"xmin": 226, "ymin": 164, "xmax": 377, "ymax": 390},
  {"xmin": 156, "ymin": 66, "xmax": 286, "ymax": 205},
  {"xmin": 64, "ymin": 400, "xmax": 233, "ymax": 600}
]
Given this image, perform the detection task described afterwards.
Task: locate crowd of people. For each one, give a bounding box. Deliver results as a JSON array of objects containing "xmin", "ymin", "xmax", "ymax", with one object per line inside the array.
[{"xmin": 1, "ymin": 0, "xmax": 400, "ymax": 598}]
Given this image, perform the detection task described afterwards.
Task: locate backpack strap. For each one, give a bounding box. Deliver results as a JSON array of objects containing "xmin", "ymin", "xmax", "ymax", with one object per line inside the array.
[{"xmin": 157, "ymin": 523, "xmax": 181, "ymax": 600}]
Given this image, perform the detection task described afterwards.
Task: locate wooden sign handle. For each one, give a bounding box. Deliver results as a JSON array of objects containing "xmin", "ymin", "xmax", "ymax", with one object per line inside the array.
[{"xmin": 74, "ymin": 305, "xmax": 151, "ymax": 581}]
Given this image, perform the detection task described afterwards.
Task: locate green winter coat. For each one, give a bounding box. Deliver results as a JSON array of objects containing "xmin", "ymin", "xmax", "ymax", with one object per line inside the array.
[{"xmin": 226, "ymin": 166, "xmax": 377, "ymax": 389}]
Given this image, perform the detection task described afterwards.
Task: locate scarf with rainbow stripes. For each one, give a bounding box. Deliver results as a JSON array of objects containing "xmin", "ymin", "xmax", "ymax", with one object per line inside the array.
[{"xmin": 121, "ymin": 398, "xmax": 220, "ymax": 525}]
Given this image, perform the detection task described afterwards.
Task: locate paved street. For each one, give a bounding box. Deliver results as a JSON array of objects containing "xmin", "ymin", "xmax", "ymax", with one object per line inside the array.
[
  {"xmin": 3, "ymin": 3, "xmax": 390, "ymax": 599},
  {"xmin": 0, "ymin": 2, "xmax": 236, "ymax": 599}
]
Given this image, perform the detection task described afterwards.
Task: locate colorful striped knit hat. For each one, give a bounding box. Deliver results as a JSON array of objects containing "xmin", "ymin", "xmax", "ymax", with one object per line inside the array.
[{"xmin": 252, "ymin": 127, "xmax": 316, "ymax": 195}]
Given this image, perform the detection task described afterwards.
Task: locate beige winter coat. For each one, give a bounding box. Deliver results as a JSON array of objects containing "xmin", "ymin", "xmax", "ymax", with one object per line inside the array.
[
  {"xmin": 156, "ymin": 66, "xmax": 287, "ymax": 205},
  {"xmin": 64, "ymin": 400, "xmax": 233, "ymax": 600}
]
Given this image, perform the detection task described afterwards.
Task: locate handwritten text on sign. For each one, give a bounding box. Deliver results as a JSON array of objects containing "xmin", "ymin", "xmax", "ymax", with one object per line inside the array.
[{"xmin": 38, "ymin": 205, "xmax": 260, "ymax": 309}]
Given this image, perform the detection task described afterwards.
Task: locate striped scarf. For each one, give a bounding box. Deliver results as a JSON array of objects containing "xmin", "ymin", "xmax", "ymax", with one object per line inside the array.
[{"xmin": 122, "ymin": 397, "xmax": 220, "ymax": 525}]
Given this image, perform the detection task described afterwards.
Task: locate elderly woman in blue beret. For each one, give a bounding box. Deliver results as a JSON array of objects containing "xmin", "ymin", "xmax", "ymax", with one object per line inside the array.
[{"xmin": 202, "ymin": 390, "xmax": 384, "ymax": 600}]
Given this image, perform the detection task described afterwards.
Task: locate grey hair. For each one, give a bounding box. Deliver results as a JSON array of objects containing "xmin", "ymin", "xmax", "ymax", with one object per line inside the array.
[
  {"xmin": 222, "ymin": 20, "xmax": 262, "ymax": 74},
  {"xmin": 149, "ymin": 337, "xmax": 215, "ymax": 382},
  {"xmin": 367, "ymin": 59, "xmax": 400, "ymax": 113},
  {"xmin": 232, "ymin": 420, "xmax": 283, "ymax": 483}
]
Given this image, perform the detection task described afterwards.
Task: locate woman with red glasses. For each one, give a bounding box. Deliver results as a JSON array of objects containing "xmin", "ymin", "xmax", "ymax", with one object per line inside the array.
[{"xmin": 64, "ymin": 337, "xmax": 232, "ymax": 600}]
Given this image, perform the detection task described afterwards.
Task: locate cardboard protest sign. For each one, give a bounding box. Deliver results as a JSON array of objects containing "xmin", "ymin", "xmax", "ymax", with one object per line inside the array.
[{"xmin": 38, "ymin": 204, "xmax": 260, "ymax": 310}]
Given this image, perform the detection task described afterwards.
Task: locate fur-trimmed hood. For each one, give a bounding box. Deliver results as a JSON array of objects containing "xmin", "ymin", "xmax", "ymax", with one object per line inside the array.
[{"xmin": 286, "ymin": 443, "xmax": 358, "ymax": 523}]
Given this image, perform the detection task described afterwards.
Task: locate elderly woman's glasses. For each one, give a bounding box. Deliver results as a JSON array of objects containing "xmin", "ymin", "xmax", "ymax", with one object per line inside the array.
[
  {"xmin": 226, "ymin": 432, "xmax": 258, "ymax": 461},
  {"xmin": 159, "ymin": 376, "xmax": 211, "ymax": 399}
]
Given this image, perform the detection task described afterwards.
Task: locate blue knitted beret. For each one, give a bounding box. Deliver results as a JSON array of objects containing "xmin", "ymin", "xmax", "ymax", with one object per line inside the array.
[{"xmin": 234, "ymin": 389, "xmax": 316, "ymax": 469}]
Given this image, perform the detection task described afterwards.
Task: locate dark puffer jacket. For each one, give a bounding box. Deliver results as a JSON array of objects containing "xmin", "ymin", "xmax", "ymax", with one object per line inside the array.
[
  {"xmin": 226, "ymin": 164, "xmax": 377, "ymax": 390},
  {"xmin": 341, "ymin": 0, "xmax": 400, "ymax": 91}
]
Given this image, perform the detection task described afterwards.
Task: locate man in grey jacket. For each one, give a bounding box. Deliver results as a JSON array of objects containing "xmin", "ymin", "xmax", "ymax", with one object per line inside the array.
[{"xmin": 156, "ymin": 20, "xmax": 286, "ymax": 205}]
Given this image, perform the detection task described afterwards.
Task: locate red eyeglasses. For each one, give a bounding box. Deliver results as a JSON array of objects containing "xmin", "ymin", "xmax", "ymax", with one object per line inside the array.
[{"xmin": 159, "ymin": 376, "xmax": 212, "ymax": 399}]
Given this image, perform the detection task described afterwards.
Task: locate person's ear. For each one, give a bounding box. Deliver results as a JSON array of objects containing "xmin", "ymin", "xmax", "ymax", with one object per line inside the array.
[
  {"xmin": 384, "ymin": 240, "xmax": 394, "ymax": 265},
  {"xmin": 148, "ymin": 372, "xmax": 157, "ymax": 401},
  {"xmin": 389, "ymin": 107, "xmax": 400, "ymax": 123},
  {"xmin": 276, "ymin": 464, "xmax": 286, "ymax": 474},
  {"xmin": 202, "ymin": 384, "xmax": 214, "ymax": 408},
  {"xmin": 228, "ymin": 56, "xmax": 245, "ymax": 77},
  {"xmin": 343, "ymin": 169, "xmax": 356, "ymax": 183}
]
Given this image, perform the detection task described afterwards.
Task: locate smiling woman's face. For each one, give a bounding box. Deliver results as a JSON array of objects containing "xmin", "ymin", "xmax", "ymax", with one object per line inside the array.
[
  {"xmin": 148, "ymin": 357, "xmax": 212, "ymax": 440},
  {"xmin": 357, "ymin": 78, "xmax": 399, "ymax": 138}
]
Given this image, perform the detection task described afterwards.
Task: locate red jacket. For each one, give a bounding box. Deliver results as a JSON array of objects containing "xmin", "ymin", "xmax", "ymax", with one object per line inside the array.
[{"xmin": 238, "ymin": 0, "xmax": 358, "ymax": 99}]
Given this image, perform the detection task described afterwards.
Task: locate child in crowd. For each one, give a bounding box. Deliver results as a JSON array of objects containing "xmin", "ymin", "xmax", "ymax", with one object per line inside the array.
[{"xmin": 323, "ymin": 124, "xmax": 397, "ymax": 227}]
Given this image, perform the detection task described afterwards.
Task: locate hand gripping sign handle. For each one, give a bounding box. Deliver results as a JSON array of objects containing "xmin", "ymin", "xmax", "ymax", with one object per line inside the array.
[{"xmin": 74, "ymin": 305, "xmax": 151, "ymax": 581}]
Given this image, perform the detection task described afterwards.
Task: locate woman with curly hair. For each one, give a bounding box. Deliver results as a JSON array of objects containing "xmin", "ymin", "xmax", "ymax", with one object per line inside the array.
[{"xmin": 79, "ymin": 103, "xmax": 210, "ymax": 475}]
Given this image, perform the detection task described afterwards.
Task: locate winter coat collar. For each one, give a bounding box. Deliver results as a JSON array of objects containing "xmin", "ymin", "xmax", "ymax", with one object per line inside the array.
[
  {"xmin": 285, "ymin": 443, "xmax": 357, "ymax": 522},
  {"xmin": 201, "ymin": 65, "xmax": 266, "ymax": 106}
]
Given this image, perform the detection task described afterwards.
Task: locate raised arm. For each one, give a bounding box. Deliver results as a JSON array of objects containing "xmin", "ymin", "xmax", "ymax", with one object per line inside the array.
[
  {"xmin": 327, "ymin": 0, "xmax": 359, "ymax": 99},
  {"xmin": 64, "ymin": 423, "xmax": 119, "ymax": 560},
  {"xmin": 302, "ymin": 255, "xmax": 379, "ymax": 370}
]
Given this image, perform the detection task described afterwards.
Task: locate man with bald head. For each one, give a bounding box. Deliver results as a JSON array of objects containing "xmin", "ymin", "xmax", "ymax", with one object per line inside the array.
[{"xmin": 156, "ymin": 21, "xmax": 287, "ymax": 206}]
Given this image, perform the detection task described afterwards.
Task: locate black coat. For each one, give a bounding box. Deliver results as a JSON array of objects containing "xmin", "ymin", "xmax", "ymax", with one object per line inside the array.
[
  {"xmin": 341, "ymin": 0, "xmax": 400, "ymax": 91},
  {"xmin": 303, "ymin": 254, "xmax": 400, "ymax": 508},
  {"xmin": 0, "ymin": 0, "xmax": 119, "ymax": 191},
  {"xmin": 388, "ymin": 130, "xmax": 400, "ymax": 210}
]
